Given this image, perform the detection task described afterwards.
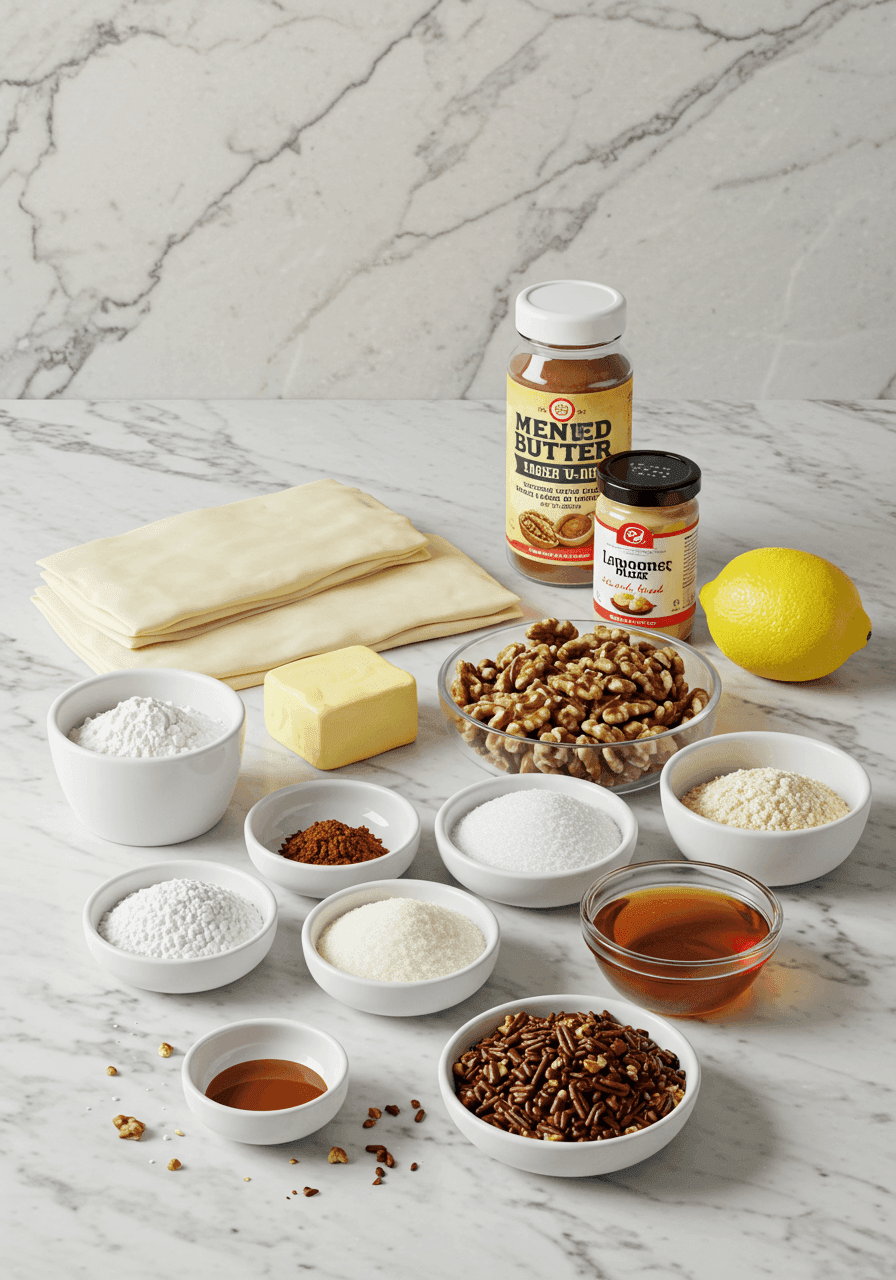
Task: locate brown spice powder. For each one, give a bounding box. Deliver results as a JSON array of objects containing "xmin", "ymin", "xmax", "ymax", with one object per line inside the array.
[{"xmin": 278, "ymin": 819, "xmax": 389, "ymax": 866}]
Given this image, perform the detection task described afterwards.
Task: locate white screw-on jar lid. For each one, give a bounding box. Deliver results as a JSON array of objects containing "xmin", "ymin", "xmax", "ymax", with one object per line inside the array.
[{"xmin": 515, "ymin": 280, "xmax": 626, "ymax": 346}]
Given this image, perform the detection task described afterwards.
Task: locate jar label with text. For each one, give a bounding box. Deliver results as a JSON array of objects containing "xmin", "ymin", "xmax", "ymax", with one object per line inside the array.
[
  {"xmin": 506, "ymin": 378, "xmax": 632, "ymax": 565},
  {"xmin": 593, "ymin": 517, "xmax": 698, "ymax": 630}
]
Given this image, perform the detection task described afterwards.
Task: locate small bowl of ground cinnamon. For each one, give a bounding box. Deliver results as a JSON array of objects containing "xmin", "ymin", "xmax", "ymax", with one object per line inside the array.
[
  {"xmin": 660, "ymin": 731, "xmax": 872, "ymax": 886},
  {"xmin": 244, "ymin": 779, "xmax": 421, "ymax": 897}
]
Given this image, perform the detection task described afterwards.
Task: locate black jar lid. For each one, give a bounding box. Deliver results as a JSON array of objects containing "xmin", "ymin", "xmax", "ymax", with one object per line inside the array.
[{"xmin": 597, "ymin": 450, "xmax": 701, "ymax": 507}]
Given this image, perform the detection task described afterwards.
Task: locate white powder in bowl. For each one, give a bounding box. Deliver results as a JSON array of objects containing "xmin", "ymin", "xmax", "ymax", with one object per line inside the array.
[
  {"xmin": 70, "ymin": 696, "xmax": 225, "ymax": 758},
  {"xmin": 99, "ymin": 878, "xmax": 263, "ymax": 959},
  {"xmin": 317, "ymin": 898, "xmax": 486, "ymax": 982},
  {"xmin": 451, "ymin": 790, "xmax": 622, "ymax": 873},
  {"xmin": 681, "ymin": 767, "xmax": 850, "ymax": 831}
]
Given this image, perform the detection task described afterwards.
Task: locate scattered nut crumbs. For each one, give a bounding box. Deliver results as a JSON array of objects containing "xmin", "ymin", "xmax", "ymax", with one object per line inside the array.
[
  {"xmin": 372, "ymin": 1177, "xmax": 382, "ymax": 1186},
  {"xmin": 289, "ymin": 1158, "xmax": 298, "ymax": 1165},
  {"xmin": 362, "ymin": 1118, "xmax": 377, "ymax": 1129},
  {"xmin": 303, "ymin": 1187, "xmax": 319, "ymax": 1197},
  {"xmin": 167, "ymin": 1159, "xmax": 181, "ymax": 1171},
  {"xmin": 327, "ymin": 1147, "xmax": 348, "ymax": 1164},
  {"xmin": 376, "ymin": 1166, "xmax": 386, "ymax": 1176},
  {"xmin": 368, "ymin": 1106, "xmax": 382, "ymax": 1119},
  {"xmin": 385, "ymin": 1152, "xmax": 395, "ymax": 1168},
  {"xmin": 112, "ymin": 1115, "xmax": 145, "ymax": 1141},
  {"xmin": 411, "ymin": 1099, "xmax": 421, "ymax": 1109},
  {"xmin": 411, "ymin": 1163, "xmax": 418, "ymax": 1171},
  {"xmin": 158, "ymin": 1043, "xmax": 173, "ymax": 1058},
  {"xmin": 174, "ymin": 1129, "xmax": 184, "ymax": 1137},
  {"xmin": 106, "ymin": 1066, "xmax": 117, "ymax": 1076},
  {"xmin": 414, "ymin": 1109, "xmax": 425, "ymax": 1123},
  {"xmin": 384, "ymin": 1105, "xmax": 400, "ymax": 1116},
  {"xmin": 243, "ymin": 1177, "xmax": 251, "ymax": 1182}
]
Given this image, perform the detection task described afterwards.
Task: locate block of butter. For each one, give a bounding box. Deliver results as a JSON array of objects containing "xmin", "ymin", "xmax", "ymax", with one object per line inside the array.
[{"xmin": 264, "ymin": 646, "xmax": 418, "ymax": 770}]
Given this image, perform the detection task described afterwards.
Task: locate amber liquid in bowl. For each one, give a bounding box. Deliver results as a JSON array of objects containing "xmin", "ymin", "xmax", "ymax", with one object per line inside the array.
[
  {"xmin": 587, "ymin": 885, "xmax": 772, "ymax": 1016},
  {"xmin": 206, "ymin": 1058, "xmax": 327, "ymax": 1111}
]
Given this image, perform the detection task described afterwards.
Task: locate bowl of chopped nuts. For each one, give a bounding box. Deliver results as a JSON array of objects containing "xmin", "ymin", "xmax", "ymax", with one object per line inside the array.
[
  {"xmin": 438, "ymin": 619, "xmax": 720, "ymax": 793},
  {"xmin": 244, "ymin": 779, "xmax": 421, "ymax": 897},
  {"xmin": 438, "ymin": 993, "xmax": 700, "ymax": 1176}
]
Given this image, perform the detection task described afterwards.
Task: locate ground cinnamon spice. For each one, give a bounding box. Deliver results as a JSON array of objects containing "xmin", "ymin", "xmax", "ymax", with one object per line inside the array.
[{"xmin": 278, "ymin": 820, "xmax": 389, "ymax": 865}]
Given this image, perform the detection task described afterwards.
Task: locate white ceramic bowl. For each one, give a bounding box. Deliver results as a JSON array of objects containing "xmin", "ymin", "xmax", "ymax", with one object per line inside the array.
[
  {"xmin": 48, "ymin": 669, "xmax": 246, "ymax": 845},
  {"xmin": 83, "ymin": 860, "xmax": 277, "ymax": 993},
  {"xmin": 434, "ymin": 774, "xmax": 638, "ymax": 908},
  {"xmin": 182, "ymin": 1018, "xmax": 349, "ymax": 1144},
  {"xmin": 244, "ymin": 779, "xmax": 421, "ymax": 897},
  {"xmin": 660, "ymin": 731, "xmax": 872, "ymax": 886},
  {"xmin": 438, "ymin": 621, "xmax": 721, "ymax": 794},
  {"xmin": 438, "ymin": 993, "xmax": 700, "ymax": 1177},
  {"xmin": 302, "ymin": 879, "xmax": 500, "ymax": 1016}
]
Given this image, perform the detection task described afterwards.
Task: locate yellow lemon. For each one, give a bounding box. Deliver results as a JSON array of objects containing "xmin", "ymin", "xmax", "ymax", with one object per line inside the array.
[{"xmin": 699, "ymin": 548, "xmax": 871, "ymax": 681}]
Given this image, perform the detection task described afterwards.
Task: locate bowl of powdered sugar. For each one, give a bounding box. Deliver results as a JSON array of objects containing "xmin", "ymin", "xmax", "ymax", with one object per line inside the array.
[
  {"xmin": 84, "ymin": 860, "xmax": 277, "ymax": 992},
  {"xmin": 661, "ymin": 731, "xmax": 872, "ymax": 886},
  {"xmin": 435, "ymin": 775, "xmax": 638, "ymax": 908},
  {"xmin": 48, "ymin": 668, "xmax": 246, "ymax": 845},
  {"xmin": 301, "ymin": 879, "xmax": 500, "ymax": 1016}
]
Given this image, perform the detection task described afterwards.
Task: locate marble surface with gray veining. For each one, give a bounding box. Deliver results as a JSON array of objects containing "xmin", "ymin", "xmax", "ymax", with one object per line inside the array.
[
  {"xmin": 2, "ymin": 399, "xmax": 894, "ymax": 1280},
  {"xmin": 2, "ymin": 2, "xmax": 895, "ymax": 401}
]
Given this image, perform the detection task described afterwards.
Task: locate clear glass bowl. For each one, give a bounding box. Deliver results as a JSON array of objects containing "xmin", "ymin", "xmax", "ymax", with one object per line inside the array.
[
  {"xmin": 580, "ymin": 860, "xmax": 783, "ymax": 1016},
  {"xmin": 437, "ymin": 620, "xmax": 721, "ymax": 794}
]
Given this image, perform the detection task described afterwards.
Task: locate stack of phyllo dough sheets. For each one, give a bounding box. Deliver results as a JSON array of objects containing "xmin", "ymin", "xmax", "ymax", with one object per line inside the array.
[{"xmin": 32, "ymin": 479, "xmax": 522, "ymax": 688}]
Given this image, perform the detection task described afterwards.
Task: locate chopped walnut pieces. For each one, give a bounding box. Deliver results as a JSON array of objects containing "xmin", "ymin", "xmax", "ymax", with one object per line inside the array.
[
  {"xmin": 158, "ymin": 1042, "xmax": 173, "ymax": 1058},
  {"xmin": 302, "ymin": 1187, "xmax": 319, "ymax": 1197},
  {"xmin": 414, "ymin": 1109, "xmax": 425, "ymax": 1123},
  {"xmin": 449, "ymin": 620, "xmax": 708, "ymax": 787},
  {"xmin": 167, "ymin": 1158, "xmax": 181, "ymax": 1171},
  {"xmin": 411, "ymin": 1099, "xmax": 421, "ymax": 1110},
  {"xmin": 410, "ymin": 1162, "xmax": 419, "ymax": 1171},
  {"xmin": 112, "ymin": 1114, "xmax": 145, "ymax": 1141},
  {"xmin": 362, "ymin": 1117, "xmax": 377, "ymax": 1129},
  {"xmin": 327, "ymin": 1147, "xmax": 348, "ymax": 1164},
  {"xmin": 289, "ymin": 1158, "xmax": 298, "ymax": 1164},
  {"xmin": 106, "ymin": 1066, "xmax": 117, "ymax": 1076},
  {"xmin": 384, "ymin": 1104, "xmax": 400, "ymax": 1116},
  {"xmin": 368, "ymin": 1106, "xmax": 382, "ymax": 1119}
]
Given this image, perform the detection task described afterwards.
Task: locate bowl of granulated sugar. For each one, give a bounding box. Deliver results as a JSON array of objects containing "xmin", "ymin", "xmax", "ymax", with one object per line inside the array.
[
  {"xmin": 435, "ymin": 774, "xmax": 638, "ymax": 908},
  {"xmin": 660, "ymin": 731, "xmax": 872, "ymax": 886}
]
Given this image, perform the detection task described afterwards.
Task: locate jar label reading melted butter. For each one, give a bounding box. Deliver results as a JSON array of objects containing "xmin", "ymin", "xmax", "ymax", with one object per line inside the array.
[
  {"xmin": 593, "ymin": 516, "xmax": 699, "ymax": 630},
  {"xmin": 506, "ymin": 378, "xmax": 632, "ymax": 565}
]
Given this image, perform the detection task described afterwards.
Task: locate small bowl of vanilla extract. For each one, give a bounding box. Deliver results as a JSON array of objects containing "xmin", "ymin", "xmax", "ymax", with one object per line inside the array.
[
  {"xmin": 580, "ymin": 861, "xmax": 783, "ymax": 1017},
  {"xmin": 182, "ymin": 1018, "xmax": 349, "ymax": 1144}
]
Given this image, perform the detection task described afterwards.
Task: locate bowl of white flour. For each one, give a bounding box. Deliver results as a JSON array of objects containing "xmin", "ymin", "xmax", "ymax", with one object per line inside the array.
[
  {"xmin": 84, "ymin": 860, "xmax": 277, "ymax": 992},
  {"xmin": 48, "ymin": 668, "xmax": 246, "ymax": 845}
]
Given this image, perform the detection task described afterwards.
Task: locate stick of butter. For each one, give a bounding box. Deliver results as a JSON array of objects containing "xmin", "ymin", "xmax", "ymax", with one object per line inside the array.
[{"xmin": 264, "ymin": 646, "xmax": 417, "ymax": 770}]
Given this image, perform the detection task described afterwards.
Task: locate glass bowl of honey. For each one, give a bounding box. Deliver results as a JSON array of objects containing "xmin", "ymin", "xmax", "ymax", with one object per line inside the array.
[{"xmin": 580, "ymin": 861, "xmax": 783, "ymax": 1017}]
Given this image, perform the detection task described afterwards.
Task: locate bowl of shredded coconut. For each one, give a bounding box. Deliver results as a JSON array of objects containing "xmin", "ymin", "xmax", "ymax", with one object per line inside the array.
[
  {"xmin": 83, "ymin": 859, "xmax": 277, "ymax": 992},
  {"xmin": 48, "ymin": 668, "xmax": 246, "ymax": 845},
  {"xmin": 301, "ymin": 879, "xmax": 500, "ymax": 1016},
  {"xmin": 660, "ymin": 731, "xmax": 872, "ymax": 885},
  {"xmin": 434, "ymin": 774, "xmax": 638, "ymax": 908}
]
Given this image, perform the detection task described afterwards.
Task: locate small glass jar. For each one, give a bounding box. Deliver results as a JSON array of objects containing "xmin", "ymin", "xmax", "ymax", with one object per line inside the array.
[
  {"xmin": 505, "ymin": 281, "xmax": 633, "ymax": 587},
  {"xmin": 594, "ymin": 451, "xmax": 701, "ymax": 640}
]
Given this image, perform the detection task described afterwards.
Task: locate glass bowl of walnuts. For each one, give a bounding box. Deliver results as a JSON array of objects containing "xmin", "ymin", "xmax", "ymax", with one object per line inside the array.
[{"xmin": 438, "ymin": 619, "xmax": 721, "ymax": 793}]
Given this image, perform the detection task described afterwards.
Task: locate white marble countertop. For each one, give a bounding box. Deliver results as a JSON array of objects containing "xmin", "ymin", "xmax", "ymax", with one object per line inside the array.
[{"xmin": 3, "ymin": 399, "xmax": 894, "ymax": 1280}]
